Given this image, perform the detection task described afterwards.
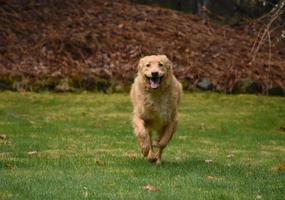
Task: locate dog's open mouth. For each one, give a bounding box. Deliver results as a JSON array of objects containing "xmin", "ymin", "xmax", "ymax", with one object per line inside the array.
[{"xmin": 146, "ymin": 76, "xmax": 163, "ymax": 89}]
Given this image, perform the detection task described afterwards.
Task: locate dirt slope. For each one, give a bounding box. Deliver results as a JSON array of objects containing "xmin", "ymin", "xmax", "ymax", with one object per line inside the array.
[{"xmin": 0, "ymin": 0, "xmax": 284, "ymax": 94}]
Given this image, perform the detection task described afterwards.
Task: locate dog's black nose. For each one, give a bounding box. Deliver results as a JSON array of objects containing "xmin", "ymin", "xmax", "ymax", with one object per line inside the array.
[{"xmin": 151, "ymin": 72, "xmax": 159, "ymax": 77}]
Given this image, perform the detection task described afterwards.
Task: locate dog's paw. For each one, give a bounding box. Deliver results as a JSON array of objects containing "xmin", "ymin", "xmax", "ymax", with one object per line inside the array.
[
  {"xmin": 155, "ymin": 159, "xmax": 161, "ymax": 165},
  {"xmin": 147, "ymin": 151, "xmax": 157, "ymax": 163},
  {"xmin": 154, "ymin": 152, "xmax": 162, "ymax": 165}
]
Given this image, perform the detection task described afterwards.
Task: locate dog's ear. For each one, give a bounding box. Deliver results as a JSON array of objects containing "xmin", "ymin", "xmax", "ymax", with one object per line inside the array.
[
  {"xmin": 137, "ymin": 57, "xmax": 145, "ymax": 71},
  {"xmin": 160, "ymin": 55, "xmax": 173, "ymax": 70},
  {"xmin": 167, "ymin": 58, "xmax": 173, "ymax": 70}
]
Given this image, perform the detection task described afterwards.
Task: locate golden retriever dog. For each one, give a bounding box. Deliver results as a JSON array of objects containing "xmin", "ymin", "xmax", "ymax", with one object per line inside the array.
[{"xmin": 130, "ymin": 55, "xmax": 182, "ymax": 164}]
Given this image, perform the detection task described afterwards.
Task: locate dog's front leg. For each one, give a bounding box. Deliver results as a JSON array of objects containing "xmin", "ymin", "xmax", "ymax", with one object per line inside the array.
[
  {"xmin": 156, "ymin": 119, "xmax": 177, "ymax": 163},
  {"xmin": 133, "ymin": 116, "xmax": 156, "ymax": 161}
]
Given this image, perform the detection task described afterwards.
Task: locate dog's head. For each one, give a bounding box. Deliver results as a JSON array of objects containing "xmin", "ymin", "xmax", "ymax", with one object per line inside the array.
[{"xmin": 138, "ymin": 55, "xmax": 173, "ymax": 90}]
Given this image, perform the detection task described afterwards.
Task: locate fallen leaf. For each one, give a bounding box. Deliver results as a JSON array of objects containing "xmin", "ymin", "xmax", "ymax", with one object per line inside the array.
[
  {"xmin": 143, "ymin": 184, "xmax": 160, "ymax": 192},
  {"xmin": 27, "ymin": 151, "xmax": 38, "ymax": 156},
  {"xmin": 118, "ymin": 24, "xmax": 124, "ymax": 28},
  {"xmin": 28, "ymin": 120, "xmax": 36, "ymax": 125},
  {"xmin": 277, "ymin": 163, "xmax": 285, "ymax": 172},
  {"xmin": 204, "ymin": 159, "xmax": 214, "ymax": 164},
  {"xmin": 206, "ymin": 176, "xmax": 216, "ymax": 180},
  {"xmin": 226, "ymin": 154, "xmax": 234, "ymax": 158},
  {"xmin": 200, "ymin": 123, "xmax": 206, "ymax": 131},
  {"xmin": 96, "ymin": 160, "xmax": 101, "ymax": 165},
  {"xmin": 0, "ymin": 134, "xmax": 8, "ymax": 140},
  {"xmin": 206, "ymin": 175, "xmax": 222, "ymax": 181},
  {"xmin": 83, "ymin": 186, "xmax": 88, "ymax": 198}
]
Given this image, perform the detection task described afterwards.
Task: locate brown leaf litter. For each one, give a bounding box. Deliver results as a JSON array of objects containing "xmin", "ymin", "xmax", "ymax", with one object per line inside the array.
[{"xmin": 0, "ymin": 0, "xmax": 284, "ymax": 94}]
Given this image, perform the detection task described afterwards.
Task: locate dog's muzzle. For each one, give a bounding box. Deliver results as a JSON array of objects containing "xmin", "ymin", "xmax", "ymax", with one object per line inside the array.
[{"xmin": 145, "ymin": 75, "xmax": 163, "ymax": 89}]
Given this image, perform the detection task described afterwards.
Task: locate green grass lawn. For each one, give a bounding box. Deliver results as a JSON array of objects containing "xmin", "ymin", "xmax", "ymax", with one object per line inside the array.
[{"xmin": 0, "ymin": 92, "xmax": 284, "ymax": 200}]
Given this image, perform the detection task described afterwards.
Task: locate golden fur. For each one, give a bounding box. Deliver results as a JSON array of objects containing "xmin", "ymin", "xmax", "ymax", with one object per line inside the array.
[{"xmin": 130, "ymin": 55, "xmax": 182, "ymax": 164}]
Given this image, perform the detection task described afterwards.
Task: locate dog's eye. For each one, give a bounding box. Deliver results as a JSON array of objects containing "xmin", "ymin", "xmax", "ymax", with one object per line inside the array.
[
  {"xmin": 146, "ymin": 64, "xmax": 150, "ymax": 67},
  {"xmin": 159, "ymin": 63, "xmax": 164, "ymax": 67}
]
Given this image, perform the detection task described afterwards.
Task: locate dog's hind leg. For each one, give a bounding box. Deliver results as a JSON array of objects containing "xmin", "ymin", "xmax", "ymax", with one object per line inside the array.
[{"xmin": 156, "ymin": 119, "xmax": 177, "ymax": 163}]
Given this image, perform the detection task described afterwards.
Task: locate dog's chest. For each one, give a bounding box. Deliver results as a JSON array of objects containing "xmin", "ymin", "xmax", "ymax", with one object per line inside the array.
[{"xmin": 143, "ymin": 94, "xmax": 172, "ymax": 124}]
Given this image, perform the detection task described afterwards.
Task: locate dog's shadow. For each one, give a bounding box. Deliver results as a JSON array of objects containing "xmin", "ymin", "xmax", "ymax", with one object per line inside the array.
[{"xmin": 128, "ymin": 156, "xmax": 254, "ymax": 179}]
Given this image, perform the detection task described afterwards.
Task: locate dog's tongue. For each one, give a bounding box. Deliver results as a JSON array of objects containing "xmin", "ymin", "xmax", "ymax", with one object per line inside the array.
[{"xmin": 150, "ymin": 79, "xmax": 160, "ymax": 89}]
